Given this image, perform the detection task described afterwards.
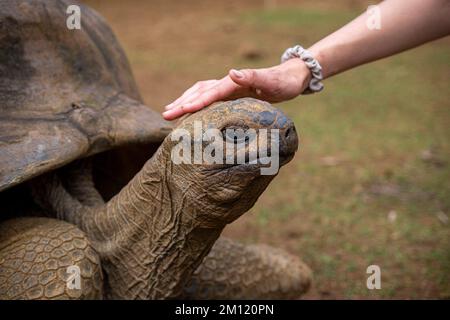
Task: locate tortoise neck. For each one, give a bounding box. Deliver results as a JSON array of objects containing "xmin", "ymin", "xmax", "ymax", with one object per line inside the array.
[{"xmin": 89, "ymin": 149, "xmax": 223, "ymax": 299}]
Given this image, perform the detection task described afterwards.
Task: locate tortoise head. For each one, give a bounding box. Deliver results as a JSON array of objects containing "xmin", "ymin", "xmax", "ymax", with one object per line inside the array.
[{"xmin": 156, "ymin": 98, "xmax": 299, "ymax": 226}]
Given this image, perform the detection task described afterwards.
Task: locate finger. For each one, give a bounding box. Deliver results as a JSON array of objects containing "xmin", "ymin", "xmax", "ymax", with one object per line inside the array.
[
  {"xmin": 162, "ymin": 89, "xmax": 215, "ymax": 121},
  {"xmin": 162, "ymin": 77, "xmax": 238, "ymax": 120},
  {"xmin": 162, "ymin": 105, "xmax": 188, "ymax": 120},
  {"xmin": 180, "ymin": 81, "xmax": 234, "ymax": 114},
  {"xmin": 168, "ymin": 80, "xmax": 219, "ymax": 110},
  {"xmin": 164, "ymin": 83, "xmax": 202, "ymax": 110},
  {"xmin": 229, "ymin": 68, "xmax": 270, "ymax": 90},
  {"xmin": 178, "ymin": 76, "xmax": 236, "ymax": 111},
  {"xmin": 165, "ymin": 80, "xmax": 218, "ymax": 110}
]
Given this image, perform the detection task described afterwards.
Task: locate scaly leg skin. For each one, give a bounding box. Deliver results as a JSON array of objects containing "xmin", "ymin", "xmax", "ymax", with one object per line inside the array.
[
  {"xmin": 181, "ymin": 237, "xmax": 312, "ymax": 299},
  {"xmin": 0, "ymin": 217, "xmax": 103, "ymax": 300}
]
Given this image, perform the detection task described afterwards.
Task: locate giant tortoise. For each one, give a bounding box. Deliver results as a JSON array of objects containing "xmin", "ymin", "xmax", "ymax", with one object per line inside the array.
[{"xmin": 0, "ymin": 0, "xmax": 311, "ymax": 299}]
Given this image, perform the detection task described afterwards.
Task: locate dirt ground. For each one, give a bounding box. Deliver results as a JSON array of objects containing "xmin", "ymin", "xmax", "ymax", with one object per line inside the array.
[{"xmin": 84, "ymin": 0, "xmax": 450, "ymax": 299}]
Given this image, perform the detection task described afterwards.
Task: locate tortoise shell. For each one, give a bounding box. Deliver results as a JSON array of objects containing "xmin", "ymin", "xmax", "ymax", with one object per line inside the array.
[{"xmin": 0, "ymin": 0, "xmax": 172, "ymax": 192}]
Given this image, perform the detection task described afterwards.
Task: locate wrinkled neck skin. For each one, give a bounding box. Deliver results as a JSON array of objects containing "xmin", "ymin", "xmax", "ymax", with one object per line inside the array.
[{"xmin": 81, "ymin": 147, "xmax": 223, "ymax": 300}]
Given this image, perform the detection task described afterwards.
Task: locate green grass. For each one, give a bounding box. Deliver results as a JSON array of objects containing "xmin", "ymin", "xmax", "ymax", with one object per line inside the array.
[
  {"xmin": 241, "ymin": 7, "xmax": 357, "ymax": 29},
  {"xmin": 237, "ymin": 6, "xmax": 450, "ymax": 299},
  {"xmin": 240, "ymin": 7, "xmax": 359, "ymax": 46}
]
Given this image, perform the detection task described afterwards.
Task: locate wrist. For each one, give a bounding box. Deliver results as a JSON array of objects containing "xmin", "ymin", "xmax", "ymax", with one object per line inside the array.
[
  {"xmin": 281, "ymin": 45, "xmax": 324, "ymax": 94},
  {"xmin": 307, "ymin": 46, "xmax": 327, "ymax": 78},
  {"xmin": 289, "ymin": 58, "xmax": 312, "ymax": 92},
  {"xmin": 278, "ymin": 58, "xmax": 311, "ymax": 97}
]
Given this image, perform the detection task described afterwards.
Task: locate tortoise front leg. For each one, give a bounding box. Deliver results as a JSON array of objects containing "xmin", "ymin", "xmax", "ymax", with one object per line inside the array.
[
  {"xmin": 181, "ymin": 237, "xmax": 312, "ymax": 299},
  {"xmin": 0, "ymin": 217, "xmax": 103, "ymax": 300}
]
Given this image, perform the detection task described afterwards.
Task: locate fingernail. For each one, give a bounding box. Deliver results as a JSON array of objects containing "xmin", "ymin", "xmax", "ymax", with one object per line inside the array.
[
  {"xmin": 162, "ymin": 108, "xmax": 175, "ymax": 117},
  {"xmin": 231, "ymin": 69, "xmax": 244, "ymax": 79}
]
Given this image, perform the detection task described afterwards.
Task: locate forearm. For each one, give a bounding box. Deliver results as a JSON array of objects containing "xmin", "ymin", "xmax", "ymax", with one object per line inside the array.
[
  {"xmin": 308, "ymin": 0, "xmax": 450, "ymax": 79},
  {"xmin": 162, "ymin": 0, "xmax": 450, "ymax": 120}
]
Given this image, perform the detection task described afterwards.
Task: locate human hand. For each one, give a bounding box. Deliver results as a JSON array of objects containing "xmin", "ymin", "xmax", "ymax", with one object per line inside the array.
[{"xmin": 162, "ymin": 58, "xmax": 311, "ymax": 120}]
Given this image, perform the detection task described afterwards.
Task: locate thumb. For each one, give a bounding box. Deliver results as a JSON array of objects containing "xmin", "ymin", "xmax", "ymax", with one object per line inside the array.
[{"xmin": 229, "ymin": 69, "xmax": 267, "ymax": 89}]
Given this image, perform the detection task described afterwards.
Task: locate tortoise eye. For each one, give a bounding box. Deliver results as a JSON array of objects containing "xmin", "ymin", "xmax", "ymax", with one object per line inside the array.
[{"xmin": 221, "ymin": 126, "xmax": 250, "ymax": 144}]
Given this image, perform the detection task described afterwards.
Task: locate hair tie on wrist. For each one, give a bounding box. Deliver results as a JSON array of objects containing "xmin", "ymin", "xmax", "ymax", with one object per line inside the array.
[{"xmin": 281, "ymin": 45, "xmax": 324, "ymax": 94}]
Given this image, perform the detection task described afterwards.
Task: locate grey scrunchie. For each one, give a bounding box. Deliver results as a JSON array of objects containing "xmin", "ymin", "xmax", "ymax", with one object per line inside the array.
[{"xmin": 281, "ymin": 45, "xmax": 324, "ymax": 94}]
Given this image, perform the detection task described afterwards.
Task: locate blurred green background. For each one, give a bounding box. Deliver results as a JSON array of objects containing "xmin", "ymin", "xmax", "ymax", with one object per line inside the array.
[{"xmin": 85, "ymin": 0, "xmax": 450, "ymax": 299}]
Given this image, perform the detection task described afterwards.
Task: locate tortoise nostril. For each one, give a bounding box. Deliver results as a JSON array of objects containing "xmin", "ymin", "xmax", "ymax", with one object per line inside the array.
[
  {"xmin": 284, "ymin": 125, "xmax": 297, "ymax": 140},
  {"xmin": 285, "ymin": 128, "xmax": 292, "ymax": 139},
  {"xmin": 279, "ymin": 124, "xmax": 299, "ymax": 157}
]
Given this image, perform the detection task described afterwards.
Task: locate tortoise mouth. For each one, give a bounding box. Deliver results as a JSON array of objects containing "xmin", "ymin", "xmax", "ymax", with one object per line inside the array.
[
  {"xmin": 235, "ymin": 153, "xmax": 294, "ymax": 168},
  {"xmin": 203, "ymin": 151, "xmax": 295, "ymax": 173}
]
